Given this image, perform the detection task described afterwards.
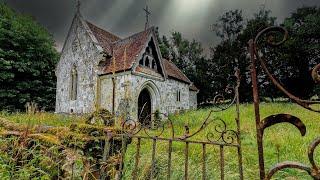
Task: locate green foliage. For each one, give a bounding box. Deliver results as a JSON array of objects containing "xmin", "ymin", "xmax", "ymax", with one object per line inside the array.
[
  {"xmin": 210, "ymin": 7, "xmax": 320, "ymax": 102},
  {"xmin": 157, "ymin": 7, "xmax": 320, "ymax": 104},
  {"xmin": 1, "ymin": 103, "xmax": 319, "ymax": 179},
  {"xmin": 0, "ymin": 112, "xmax": 125, "ymax": 179},
  {"xmin": 0, "ymin": 3, "xmax": 59, "ymax": 111},
  {"xmin": 157, "ymin": 31, "xmax": 208, "ymax": 102},
  {"xmin": 122, "ymin": 103, "xmax": 320, "ymax": 179},
  {"xmin": 279, "ymin": 7, "xmax": 320, "ymax": 98}
]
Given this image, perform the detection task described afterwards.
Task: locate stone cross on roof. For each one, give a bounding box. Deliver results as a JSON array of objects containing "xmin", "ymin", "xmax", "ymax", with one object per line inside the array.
[
  {"xmin": 143, "ymin": 4, "xmax": 151, "ymax": 30},
  {"xmin": 76, "ymin": 0, "xmax": 81, "ymax": 12}
]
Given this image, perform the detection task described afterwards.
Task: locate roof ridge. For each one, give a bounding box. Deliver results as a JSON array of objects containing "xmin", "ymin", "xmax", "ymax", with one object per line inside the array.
[
  {"xmin": 86, "ymin": 21, "xmax": 122, "ymax": 40},
  {"xmin": 112, "ymin": 26, "xmax": 155, "ymax": 45}
]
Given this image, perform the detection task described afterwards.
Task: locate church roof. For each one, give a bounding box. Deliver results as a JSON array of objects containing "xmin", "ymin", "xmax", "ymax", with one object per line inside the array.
[
  {"xmin": 103, "ymin": 28, "xmax": 154, "ymax": 74},
  {"xmin": 190, "ymin": 84, "xmax": 199, "ymax": 91},
  {"xmin": 85, "ymin": 21, "xmax": 193, "ymax": 85},
  {"xmin": 163, "ymin": 59, "xmax": 191, "ymax": 84},
  {"xmin": 86, "ymin": 21, "xmax": 121, "ymax": 55}
]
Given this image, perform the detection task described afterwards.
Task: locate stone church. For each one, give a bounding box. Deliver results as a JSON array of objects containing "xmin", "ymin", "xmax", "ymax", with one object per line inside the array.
[{"xmin": 55, "ymin": 7, "xmax": 198, "ymax": 122}]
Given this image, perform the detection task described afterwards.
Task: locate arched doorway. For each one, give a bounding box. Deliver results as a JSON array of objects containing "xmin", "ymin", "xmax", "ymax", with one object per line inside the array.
[{"xmin": 138, "ymin": 88, "xmax": 152, "ymax": 126}]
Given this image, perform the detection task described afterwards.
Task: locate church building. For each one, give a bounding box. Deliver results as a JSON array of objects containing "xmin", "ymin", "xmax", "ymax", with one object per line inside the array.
[{"xmin": 55, "ymin": 6, "xmax": 198, "ymax": 122}]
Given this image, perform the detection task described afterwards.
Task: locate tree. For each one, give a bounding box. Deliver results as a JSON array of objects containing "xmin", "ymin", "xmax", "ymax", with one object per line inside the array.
[
  {"xmin": 280, "ymin": 7, "xmax": 320, "ymax": 99},
  {"xmin": 157, "ymin": 31, "xmax": 211, "ymax": 103},
  {"xmin": 0, "ymin": 3, "xmax": 59, "ymax": 111},
  {"xmin": 210, "ymin": 7, "xmax": 320, "ymax": 102}
]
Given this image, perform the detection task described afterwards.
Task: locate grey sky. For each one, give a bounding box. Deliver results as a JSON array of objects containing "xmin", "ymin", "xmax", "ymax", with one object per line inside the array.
[{"xmin": 5, "ymin": 0, "xmax": 320, "ymax": 54}]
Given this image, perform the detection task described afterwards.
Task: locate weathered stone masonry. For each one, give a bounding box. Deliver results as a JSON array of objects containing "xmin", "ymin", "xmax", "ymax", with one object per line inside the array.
[{"xmin": 55, "ymin": 11, "xmax": 198, "ymax": 119}]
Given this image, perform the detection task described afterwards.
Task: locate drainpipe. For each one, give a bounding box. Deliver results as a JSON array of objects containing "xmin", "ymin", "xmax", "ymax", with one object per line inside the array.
[{"xmin": 112, "ymin": 77, "xmax": 116, "ymax": 115}]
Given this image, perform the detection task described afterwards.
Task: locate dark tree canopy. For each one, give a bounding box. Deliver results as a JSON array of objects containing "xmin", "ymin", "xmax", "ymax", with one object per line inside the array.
[
  {"xmin": 158, "ymin": 6, "xmax": 320, "ymax": 104},
  {"xmin": 0, "ymin": 3, "xmax": 59, "ymax": 111}
]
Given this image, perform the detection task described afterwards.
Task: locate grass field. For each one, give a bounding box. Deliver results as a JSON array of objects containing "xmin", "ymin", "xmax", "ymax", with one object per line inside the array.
[
  {"xmin": 121, "ymin": 103, "xmax": 320, "ymax": 179},
  {"xmin": 1, "ymin": 103, "xmax": 320, "ymax": 179}
]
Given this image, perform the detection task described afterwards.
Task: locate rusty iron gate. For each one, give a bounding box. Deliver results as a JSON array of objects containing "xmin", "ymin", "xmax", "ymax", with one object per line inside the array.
[
  {"xmin": 103, "ymin": 71, "xmax": 243, "ymax": 179},
  {"xmin": 249, "ymin": 26, "xmax": 320, "ymax": 179},
  {"xmin": 103, "ymin": 26, "xmax": 319, "ymax": 179}
]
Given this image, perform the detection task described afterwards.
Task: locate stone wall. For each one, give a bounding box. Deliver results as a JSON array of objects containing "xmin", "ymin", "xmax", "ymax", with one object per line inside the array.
[
  {"xmin": 55, "ymin": 15, "xmax": 103, "ymax": 114},
  {"xmin": 56, "ymin": 14, "xmax": 198, "ymax": 116},
  {"xmin": 189, "ymin": 90, "xmax": 198, "ymax": 109},
  {"xmin": 99, "ymin": 72, "xmax": 193, "ymax": 120}
]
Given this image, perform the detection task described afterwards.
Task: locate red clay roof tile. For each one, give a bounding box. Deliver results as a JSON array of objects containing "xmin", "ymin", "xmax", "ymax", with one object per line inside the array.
[
  {"xmin": 86, "ymin": 21, "xmax": 121, "ymax": 55},
  {"xmin": 86, "ymin": 21, "xmax": 193, "ymax": 85},
  {"xmin": 102, "ymin": 28, "xmax": 153, "ymax": 74},
  {"xmin": 163, "ymin": 59, "xmax": 191, "ymax": 84}
]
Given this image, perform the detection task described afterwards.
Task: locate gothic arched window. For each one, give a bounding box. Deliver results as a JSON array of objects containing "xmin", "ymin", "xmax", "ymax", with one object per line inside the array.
[
  {"xmin": 145, "ymin": 57, "xmax": 150, "ymax": 67},
  {"xmin": 70, "ymin": 66, "xmax": 78, "ymax": 100},
  {"xmin": 139, "ymin": 58, "xmax": 144, "ymax": 66},
  {"xmin": 152, "ymin": 60, "xmax": 157, "ymax": 70}
]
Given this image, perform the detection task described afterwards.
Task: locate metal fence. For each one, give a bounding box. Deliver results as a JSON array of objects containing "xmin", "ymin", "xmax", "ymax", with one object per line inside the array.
[
  {"xmin": 103, "ymin": 26, "xmax": 319, "ymax": 180},
  {"xmin": 249, "ymin": 26, "xmax": 320, "ymax": 180},
  {"xmin": 104, "ymin": 70, "xmax": 243, "ymax": 179}
]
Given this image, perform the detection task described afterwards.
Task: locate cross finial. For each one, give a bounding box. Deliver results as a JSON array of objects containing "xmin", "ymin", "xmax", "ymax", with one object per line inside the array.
[
  {"xmin": 76, "ymin": 0, "xmax": 81, "ymax": 12},
  {"xmin": 143, "ymin": 3, "xmax": 151, "ymax": 30}
]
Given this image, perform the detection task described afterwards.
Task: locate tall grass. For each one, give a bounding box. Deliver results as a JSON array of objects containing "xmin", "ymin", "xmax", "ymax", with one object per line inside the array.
[
  {"xmin": 122, "ymin": 103, "xmax": 320, "ymax": 179},
  {"xmin": 0, "ymin": 111, "xmax": 85, "ymax": 127},
  {"xmin": 1, "ymin": 103, "xmax": 319, "ymax": 179}
]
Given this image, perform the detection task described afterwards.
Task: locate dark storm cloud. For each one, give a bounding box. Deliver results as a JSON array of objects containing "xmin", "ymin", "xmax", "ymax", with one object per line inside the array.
[{"xmin": 5, "ymin": 0, "xmax": 320, "ymax": 54}]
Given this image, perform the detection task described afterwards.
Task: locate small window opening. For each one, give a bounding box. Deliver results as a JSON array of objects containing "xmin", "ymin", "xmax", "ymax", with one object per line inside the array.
[{"xmin": 70, "ymin": 66, "xmax": 78, "ymax": 100}]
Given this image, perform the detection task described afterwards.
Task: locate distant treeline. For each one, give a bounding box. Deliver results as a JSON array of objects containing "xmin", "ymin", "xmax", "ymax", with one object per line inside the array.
[
  {"xmin": 0, "ymin": 3, "xmax": 59, "ymax": 111},
  {"xmin": 157, "ymin": 7, "xmax": 320, "ymax": 104},
  {"xmin": 0, "ymin": 2, "xmax": 319, "ymax": 111}
]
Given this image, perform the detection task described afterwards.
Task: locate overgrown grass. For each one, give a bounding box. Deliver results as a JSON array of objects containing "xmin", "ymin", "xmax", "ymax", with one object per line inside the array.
[
  {"xmin": 0, "ymin": 111, "xmax": 85, "ymax": 127},
  {"xmin": 121, "ymin": 103, "xmax": 320, "ymax": 179},
  {"xmin": 1, "ymin": 103, "xmax": 319, "ymax": 179}
]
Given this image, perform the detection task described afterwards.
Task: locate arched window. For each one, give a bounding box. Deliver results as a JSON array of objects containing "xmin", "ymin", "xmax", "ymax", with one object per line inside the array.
[
  {"xmin": 70, "ymin": 66, "xmax": 78, "ymax": 100},
  {"xmin": 145, "ymin": 57, "xmax": 150, "ymax": 67},
  {"xmin": 152, "ymin": 60, "xmax": 157, "ymax": 70}
]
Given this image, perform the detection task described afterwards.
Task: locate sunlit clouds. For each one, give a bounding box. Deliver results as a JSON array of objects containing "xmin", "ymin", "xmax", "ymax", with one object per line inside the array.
[{"xmin": 6, "ymin": 0, "xmax": 320, "ymax": 53}]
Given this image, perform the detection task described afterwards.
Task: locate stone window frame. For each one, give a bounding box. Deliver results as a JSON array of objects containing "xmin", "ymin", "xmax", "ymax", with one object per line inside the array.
[
  {"xmin": 70, "ymin": 65, "xmax": 78, "ymax": 101},
  {"xmin": 139, "ymin": 44, "xmax": 158, "ymax": 71},
  {"xmin": 176, "ymin": 90, "xmax": 181, "ymax": 102}
]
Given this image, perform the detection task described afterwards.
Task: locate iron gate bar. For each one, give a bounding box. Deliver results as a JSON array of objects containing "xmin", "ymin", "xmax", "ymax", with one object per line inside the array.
[
  {"xmin": 249, "ymin": 26, "xmax": 320, "ymax": 180},
  {"xmin": 202, "ymin": 143, "xmax": 206, "ymax": 180},
  {"xmin": 249, "ymin": 38, "xmax": 265, "ymax": 179},
  {"xmin": 220, "ymin": 145, "xmax": 225, "ymax": 180},
  {"xmin": 167, "ymin": 139, "xmax": 172, "ymax": 180},
  {"xmin": 185, "ymin": 142, "xmax": 189, "ymax": 180},
  {"xmin": 150, "ymin": 138, "xmax": 157, "ymax": 179},
  {"xmin": 106, "ymin": 68, "xmax": 243, "ymax": 179},
  {"xmin": 123, "ymin": 135, "xmax": 240, "ymax": 147},
  {"xmin": 235, "ymin": 69, "xmax": 244, "ymax": 180},
  {"xmin": 132, "ymin": 137, "xmax": 141, "ymax": 180}
]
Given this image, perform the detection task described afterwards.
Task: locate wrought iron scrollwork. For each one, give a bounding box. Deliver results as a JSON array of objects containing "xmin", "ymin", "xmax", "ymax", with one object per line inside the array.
[
  {"xmin": 250, "ymin": 26, "xmax": 320, "ymax": 179},
  {"xmin": 121, "ymin": 110, "xmax": 238, "ymax": 145},
  {"xmin": 206, "ymin": 117, "xmax": 238, "ymax": 144},
  {"xmin": 254, "ymin": 26, "xmax": 320, "ymax": 112},
  {"xmin": 211, "ymin": 70, "xmax": 240, "ymax": 112},
  {"xmin": 120, "ymin": 70, "xmax": 241, "ymax": 145},
  {"xmin": 266, "ymin": 137, "xmax": 320, "ymax": 179}
]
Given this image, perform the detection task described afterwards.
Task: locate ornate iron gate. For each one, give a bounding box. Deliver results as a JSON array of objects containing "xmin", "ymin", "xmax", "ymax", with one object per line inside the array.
[
  {"xmin": 104, "ymin": 71, "xmax": 243, "ymax": 179},
  {"xmin": 102, "ymin": 25, "xmax": 319, "ymax": 179},
  {"xmin": 249, "ymin": 26, "xmax": 320, "ymax": 180}
]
